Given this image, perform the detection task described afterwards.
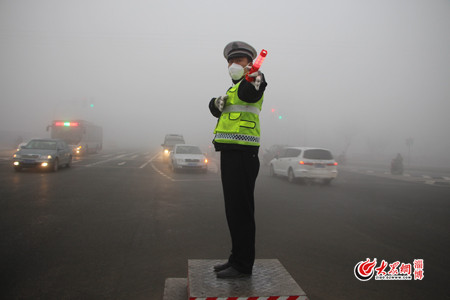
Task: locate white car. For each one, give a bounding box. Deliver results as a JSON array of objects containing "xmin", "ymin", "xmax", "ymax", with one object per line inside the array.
[
  {"xmin": 170, "ymin": 144, "xmax": 208, "ymax": 172},
  {"xmin": 269, "ymin": 147, "xmax": 338, "ymax": 184}
]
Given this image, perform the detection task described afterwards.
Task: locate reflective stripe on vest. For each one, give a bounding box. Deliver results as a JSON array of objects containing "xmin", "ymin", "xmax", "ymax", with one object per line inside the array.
[
  {"xmin": 222, "ymin": 105, "xmax": 261, "ymax": 115},
  {"xmin": 215, "ymin": 133, "xmax": 260, "ymax": 144}
]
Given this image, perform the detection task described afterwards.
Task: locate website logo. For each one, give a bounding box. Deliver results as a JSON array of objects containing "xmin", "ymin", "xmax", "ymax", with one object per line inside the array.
[
  {"xmin": 354, "ymin": 258, "xmax": 424, "ymax": 281},
  {"xmin": 354, "ymin": 258, "xmax": 377, "ymax": 281}
]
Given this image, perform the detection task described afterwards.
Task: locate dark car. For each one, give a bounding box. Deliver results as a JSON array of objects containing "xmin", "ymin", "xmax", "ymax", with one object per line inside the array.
[{"xmin": 12, "ymin": 138, "xmax": 72, "ymax": 172}]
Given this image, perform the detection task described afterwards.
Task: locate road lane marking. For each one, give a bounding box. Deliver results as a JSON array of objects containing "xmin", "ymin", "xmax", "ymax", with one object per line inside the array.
[
  {"xmin": 118, "ymin": 162, "xmax": 126, "ymax": 166},
  {"xmin": 151, "ymin": 163, "xmax": 175, "ymax": 181},
  {"xmin": 139, "ymin": 152, "xmax": 160, "ymax": 169},
  {"xmin": 443, "ymin": 177, "xmax": 450, "ymax": 181},
  {"xmin": 84, "ymin": 153, "xmax": 131, "ymax": 167},
  {"xmin": 422, "ymin": 175, "xmax": 432, "ymax": 179},
  {"xmin": 131, "ymin": 155, "xmax": 138, "ymax": 159}
]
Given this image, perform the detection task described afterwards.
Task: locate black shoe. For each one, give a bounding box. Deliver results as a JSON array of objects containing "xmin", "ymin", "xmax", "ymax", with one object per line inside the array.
[
  {"xmin": 213, "ymin": 262, "xmax": 231, "ymax": 272},
  {"xmin": 216, "ymin": 266, "xmax": 251, "ymax": 279}
]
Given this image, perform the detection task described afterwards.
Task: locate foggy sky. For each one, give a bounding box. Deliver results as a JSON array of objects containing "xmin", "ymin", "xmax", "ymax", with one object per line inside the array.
[{"xmin": 1, "ymin": 0, "xmax": 449, "ymax": 165}]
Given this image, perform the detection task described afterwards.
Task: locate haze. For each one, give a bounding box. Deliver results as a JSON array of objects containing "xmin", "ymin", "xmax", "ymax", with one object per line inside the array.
[{"xmin": 1, "ymin": 0, "xmax": 449, "ymax": 167}]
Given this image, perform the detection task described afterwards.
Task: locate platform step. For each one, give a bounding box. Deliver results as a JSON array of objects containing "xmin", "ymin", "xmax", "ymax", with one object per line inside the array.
[
  {"xmin": 187, "ymin": 259, "xmax": 308, "ymax": 300},
  {"xmin": 163, "ymin": 278, "xmax": 187, "ymax": 300}
]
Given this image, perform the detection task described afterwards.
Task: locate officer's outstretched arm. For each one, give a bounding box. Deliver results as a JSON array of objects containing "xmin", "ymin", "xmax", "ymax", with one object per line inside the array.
[{"xmin": 238, "ymin": 73, "xmax": 267, "ymax": 103}]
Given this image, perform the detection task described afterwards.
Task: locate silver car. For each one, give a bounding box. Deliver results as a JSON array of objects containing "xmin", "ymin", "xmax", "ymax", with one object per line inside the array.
[
  {"xmin": 269, "ymin": 147, "xmax": 338, "ymax": 184},
  {"xmin": 170, "ymin": 144, "xmax": 208, "ymax": 173},
  {"xmin": 12, "ymin": 138, "xmax": 72, "ymax": 172}
]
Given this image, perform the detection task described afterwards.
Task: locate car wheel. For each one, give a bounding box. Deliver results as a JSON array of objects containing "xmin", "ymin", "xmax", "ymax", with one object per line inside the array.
[
  {"xmin": 269, "ymin": 164, "xmax": 276, "ymax": 177},
  {"xmin": 323, "ymin": 179, "xmax": 332, "ymax": 185},
  {"xmin": 288, "ymin": 168, "xmax": 295, "ymax": 183},
  {"xmin": 66, "ymin": 156, "xmax": 72, "ymax": 168},
  {"xmin": 52, "ymin": 158, "xmax": 59, "ymax": 172}
]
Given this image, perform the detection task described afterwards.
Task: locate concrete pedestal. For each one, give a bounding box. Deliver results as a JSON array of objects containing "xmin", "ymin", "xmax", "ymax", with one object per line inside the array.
[{"xmin": 163, "ymin": 259, "xmax": 308, "ymax": 300}]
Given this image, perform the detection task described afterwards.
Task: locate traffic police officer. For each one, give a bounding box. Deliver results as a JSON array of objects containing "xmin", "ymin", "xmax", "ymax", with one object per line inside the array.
[{"xmin": 209, "ymin": 41, "xmax": 267, "ymax": 278}]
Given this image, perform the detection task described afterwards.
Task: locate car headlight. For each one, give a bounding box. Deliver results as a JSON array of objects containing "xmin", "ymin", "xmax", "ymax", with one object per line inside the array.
[
  {"xmin": 13, "ymin": 154, "xmax": 20, "ymax": 158},
  {"xmin": 40, "ymin": 154, "xmax": 52, "ymax": 159}
]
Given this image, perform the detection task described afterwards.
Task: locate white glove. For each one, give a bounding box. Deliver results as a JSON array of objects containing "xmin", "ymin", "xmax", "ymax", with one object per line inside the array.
[
  {"xmin": 247, "ymin": 71, "xmax": 262, "ymax": 91},
  {"xmin": 214, "ymin": 95, "xmax": 228, "ymax": 112}
]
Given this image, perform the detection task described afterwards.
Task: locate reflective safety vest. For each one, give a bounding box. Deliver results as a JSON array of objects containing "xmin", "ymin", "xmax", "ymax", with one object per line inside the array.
[{"xmin": 214, "ymin": 80, "xmax": 264, "ymax": 146}]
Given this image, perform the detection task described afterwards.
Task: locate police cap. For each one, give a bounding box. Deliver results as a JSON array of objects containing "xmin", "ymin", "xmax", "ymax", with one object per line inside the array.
[{"xmin": 223, "ymin": 41, "xmax": 257, "ymax": 62}]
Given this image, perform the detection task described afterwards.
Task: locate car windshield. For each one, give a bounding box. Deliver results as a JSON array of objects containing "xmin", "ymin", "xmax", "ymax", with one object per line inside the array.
[
  {"xmin": 176, "ymin": 146, "xmax": 202, "ymax": 154},
  {"xmin": 25, "ymin": 140, "xmax": 57, "ymax": 150},
  {"xmin": 304, "ymin": 149, "xmax": 333, "ymax": 160}
]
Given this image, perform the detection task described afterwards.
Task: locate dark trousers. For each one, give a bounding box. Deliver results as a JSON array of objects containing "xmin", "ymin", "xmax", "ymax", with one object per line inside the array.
[{"xmin": 220, "ymin": 150, "xmax": 260, "ymax": 274}]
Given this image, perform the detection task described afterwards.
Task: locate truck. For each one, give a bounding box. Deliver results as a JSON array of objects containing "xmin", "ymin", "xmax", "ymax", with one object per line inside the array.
[{"xmin": 47, "ymin": 120, "xmax": 103, "ymax": 155}]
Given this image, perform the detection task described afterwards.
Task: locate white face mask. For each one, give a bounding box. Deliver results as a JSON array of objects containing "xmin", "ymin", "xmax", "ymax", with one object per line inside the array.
[{"xmin": 228, "ymin": 63, "xmax": 245, "ymax": 80}]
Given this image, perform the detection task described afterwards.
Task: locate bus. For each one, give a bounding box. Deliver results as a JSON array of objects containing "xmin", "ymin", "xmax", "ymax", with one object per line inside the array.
[{"xmin": 47, "ymin": 120, "xmax": 102, "ymax": 155}]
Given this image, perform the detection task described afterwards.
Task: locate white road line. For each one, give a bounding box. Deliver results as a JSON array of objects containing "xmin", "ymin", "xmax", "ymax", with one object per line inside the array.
[
  {"xmin": 139, "ymin": 152, "xmax": 160, "ymax": 169},
  {"xmin": 425, "ymin": 180, "xmax": 435, "ymax": 185},
  {"xmin": 118, "ymin": 162, "xmax": 126, "ymax": 166},
  {"xmin": 131, "ymin": 155, "xmax": 138, "ymax": 159},
  {"xmin": 422, "ymin": 175, "xmax": 432, "ymax": 179},
  {"xmin": 443, "ymin": 177, "xmax": 450, "ymax": 181},
  {"xmin": 150, "ymin": 162, "xmax": 174, "ymax": 181},
  {"xmin": 84, "ymin": 154, "xmax": 128, "ymax": 167}
]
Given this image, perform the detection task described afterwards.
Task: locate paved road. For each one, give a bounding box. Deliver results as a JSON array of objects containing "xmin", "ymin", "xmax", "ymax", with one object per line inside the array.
[{"xmin": 1, "ymin": 149, "xmax": 449, "ymax": 299}]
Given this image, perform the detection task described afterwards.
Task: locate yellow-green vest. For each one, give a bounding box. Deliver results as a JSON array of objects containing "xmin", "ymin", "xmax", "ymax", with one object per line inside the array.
[{"xmin": 214, "ymin": 80, "xmax": 264, "ymax": 146}]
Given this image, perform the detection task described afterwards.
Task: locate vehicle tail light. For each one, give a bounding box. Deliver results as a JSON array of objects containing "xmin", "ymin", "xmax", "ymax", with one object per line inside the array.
[
  {"xmin": 327, "ymin": 162, "xmax": 338, "ymax": 166},
  {"xmin": 299, "ymin": 161, "xmax": 313, "ymax": 166},
  {"xmin": 54, "ymin": 121, "xmax": 79, "ymax": 127}
]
